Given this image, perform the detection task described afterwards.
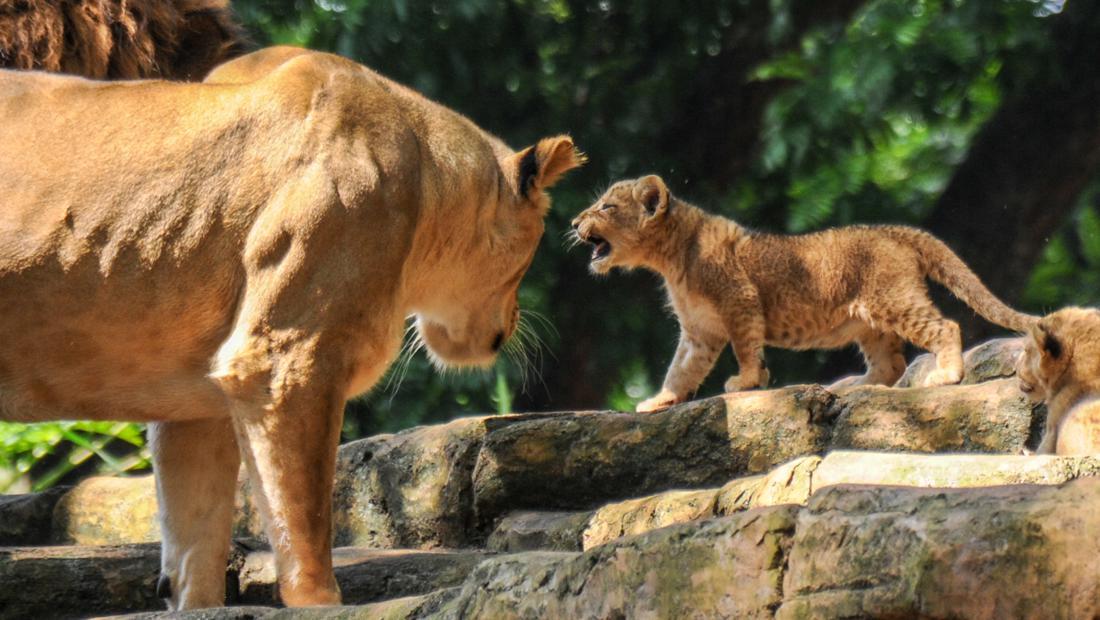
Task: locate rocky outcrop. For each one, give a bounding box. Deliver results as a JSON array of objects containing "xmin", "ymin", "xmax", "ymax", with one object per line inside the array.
[
  {"xmin": 487, "ymin": 451, "xmax": 1100, "ymax": 552},
  {"xmin": 0, "ymin": 543, "xmax": 162, "ymax": 618},
  {"xmin": 0, "ymin": 543, "xmax": 483, "ymax": 619},
  {"xmin": 434, "ymin": 477, "xmax": 1100, "ymax": 620},
  {"xmin": 4, "ymin": 337, "xmax": 1094, "ymax": 619},
  {"xmin": 440, "ymin": 506, "xmax": 796, "ymax": 620},
  {"xmin": 0, "ymin": 485, "xmax": 68, "ymax": 545},
  {"xmin": 895, "ymin": 337, "xmax": 1024, "ymax": 387},
  {"xmin": 829, "ymin": 379, "xmax": 1035, "ymax": 453},
  {"xmin": 36, "ymin": 375, "xmax": 1038, "ymax": 550},
  {"xmin": 53, "ymin": 476, "xmax": 160, "ymax": 545},
  {"xmin": 779, "ymin": 477, "xmax": 1100, "ymax": 619}
]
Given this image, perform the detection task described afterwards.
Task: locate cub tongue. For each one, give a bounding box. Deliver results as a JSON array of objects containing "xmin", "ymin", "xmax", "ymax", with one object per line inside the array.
[{"xmin": 592, "ymin": 240, "xmax": 610, "ymax": 259}]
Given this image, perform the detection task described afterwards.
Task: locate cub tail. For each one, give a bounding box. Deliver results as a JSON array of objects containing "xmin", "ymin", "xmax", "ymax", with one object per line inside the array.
[{"xmin": 883, "ymin": 226, "xmax": 1038, "ymax": 333}]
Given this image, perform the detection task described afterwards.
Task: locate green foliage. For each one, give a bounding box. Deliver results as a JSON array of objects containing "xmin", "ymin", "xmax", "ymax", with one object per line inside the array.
[
  {"xmin": 747, "ymin": 0, "xmax": 1044, "ymax": 233},
  {"xmin": 0, "ymin": 421, "xmax": 149, "ymax": 492},
  {"xmin": 1024, "ymin": 185, "xmax": 1100, "ymax": 310}
]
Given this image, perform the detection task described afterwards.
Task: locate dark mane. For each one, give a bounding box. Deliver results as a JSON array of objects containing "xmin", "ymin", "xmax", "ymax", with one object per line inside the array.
[{"xmin": 0, "ymin": 0, "xmax": 248, "ymax": 81}]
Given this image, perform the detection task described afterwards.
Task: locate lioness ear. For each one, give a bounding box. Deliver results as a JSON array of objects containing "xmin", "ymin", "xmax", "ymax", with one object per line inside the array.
[
  {"xmin": 634, "ymin": 175, "xmax": 670, "ymax": 217},
  {"xmin": 515, "ymin": 135, "xmax": 586, "ymax": 198}
]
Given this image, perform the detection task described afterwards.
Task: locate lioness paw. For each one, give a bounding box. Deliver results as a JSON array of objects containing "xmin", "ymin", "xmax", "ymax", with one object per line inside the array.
[{"xmin": 636, "ymin": 389, "xmax": 680, "ymax": 413}]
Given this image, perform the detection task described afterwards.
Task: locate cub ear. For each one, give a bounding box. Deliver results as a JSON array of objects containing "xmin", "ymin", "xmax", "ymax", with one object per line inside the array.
[
  {"xmin": 1036, "ymin": 322, "xmax": 1063, "ymax": 360},
  {"xmin": 634, "ymin": 175, "xmax": 670, "ymax": 217},
  {"xmin": 1031, "ymin": 319, "xmax": 1071, "ymax": 383},
  {"xmin": 515, "ymin": 135, "xmax": 586, "ymax": 198}
]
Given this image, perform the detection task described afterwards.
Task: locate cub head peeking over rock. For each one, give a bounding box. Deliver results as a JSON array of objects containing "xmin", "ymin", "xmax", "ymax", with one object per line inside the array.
[
  {"xmin": 572, "ymin": 175, "xmax": 1036, "ymax": 413},
  {"xmin": 1018, "ymin": 307, "xmax": 1100, "ymax": 455},
  {"xmin": 0, "ymin": 47, "xmax": 583, "ymax": 610}
]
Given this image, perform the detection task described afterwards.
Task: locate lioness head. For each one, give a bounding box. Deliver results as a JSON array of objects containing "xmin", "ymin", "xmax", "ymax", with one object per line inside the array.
[
  {"xmin": 570, "ymin": 175, "xmax": 671, "ymax": 275},
  {"xmin": 416, "ymin": 135, "xmax": 584, "ymax": 368},
  {"xmin": 1017, "ymin": 306, "xmax": 1100, "ymax": 402}
]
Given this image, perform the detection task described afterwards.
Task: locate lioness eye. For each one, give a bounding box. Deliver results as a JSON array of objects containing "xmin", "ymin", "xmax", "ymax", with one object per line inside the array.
[{"xmin": 601, "ymin": 203, "xmax": 616, "ymax": 211}]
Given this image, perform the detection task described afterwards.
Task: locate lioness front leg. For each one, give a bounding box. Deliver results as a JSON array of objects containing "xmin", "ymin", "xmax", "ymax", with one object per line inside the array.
[
  {"xmin": 637, "ymin": 330, "xmax": 723, "ymax": 412},
  {"xmin": 149, "ymin": 417, "xmax": 240, "ymax": 610},
  {"xmin": 226, "ymin": 358, "xmax": 345, "ymax": 607}
]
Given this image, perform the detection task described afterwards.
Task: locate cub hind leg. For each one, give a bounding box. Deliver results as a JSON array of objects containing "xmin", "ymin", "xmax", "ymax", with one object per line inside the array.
[
  {"xmin": 829, "ymin": 328, "xmax": 907, "ymax": 389},
  {"xmin": 857, "ymin": 329, "xmax": 908, "ymax": 386},
  {"xmin": 868, "ymin": 296, "xmax": 962, "ymax": 387}
]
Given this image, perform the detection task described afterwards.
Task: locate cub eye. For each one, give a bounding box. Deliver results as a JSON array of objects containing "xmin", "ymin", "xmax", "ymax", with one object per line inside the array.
[{"xmin": 600, "ymin": 203, "xmax": 616, "ymax": 211}]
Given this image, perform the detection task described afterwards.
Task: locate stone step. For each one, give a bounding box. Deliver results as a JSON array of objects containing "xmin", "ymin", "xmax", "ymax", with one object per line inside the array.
[
  {"xmin": 8, "ymin": 370, "xmax": 1038, "ymax": 552},
  {"xmin": 488, "ymin": 451, "xmax": 1100, "ymax": 552},
  {"xmin": 101, "ymin": 589, "xmax": 459, "ymax": 620},
  {"xmin": 0, "ymin": 544, "xmax": 488, "ymax": 619},
  {"xmin": 437, "ymin": 477, "xmax": 1100, "ymax": 619}
]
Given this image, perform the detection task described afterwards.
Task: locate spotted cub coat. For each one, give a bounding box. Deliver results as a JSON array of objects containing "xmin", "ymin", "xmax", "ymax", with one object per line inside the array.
[{"xmin": 572, "ymin": 175, "xmax": 1036, "ymax": 412}]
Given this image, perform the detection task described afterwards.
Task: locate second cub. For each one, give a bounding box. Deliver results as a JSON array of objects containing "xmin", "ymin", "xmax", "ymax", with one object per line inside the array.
[{"xmin": 571, "ymin": 175, "xmax": 1036, "ymax": 412}]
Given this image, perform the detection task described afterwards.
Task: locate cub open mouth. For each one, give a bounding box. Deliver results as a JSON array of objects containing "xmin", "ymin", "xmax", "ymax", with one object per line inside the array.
[{"xmin": 587, "ymin": 234, "xmax": 612, "ymax": 261}]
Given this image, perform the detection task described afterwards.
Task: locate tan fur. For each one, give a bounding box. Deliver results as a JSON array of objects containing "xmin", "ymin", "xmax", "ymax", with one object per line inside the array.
[
  {"xmin": 0, "ymin": 47, "xmax": 582, "ymax": 608},
  {"xmin": 572, "ymin": 175, "xmax": 1036, "ymax": 412},
  {"xmin": 1017, "ymin": 307, "xmax": 1100, "ymax": 455},
  {"xmin": 0, "ymin": 0, "xmax": 245, "ymax": 80}
]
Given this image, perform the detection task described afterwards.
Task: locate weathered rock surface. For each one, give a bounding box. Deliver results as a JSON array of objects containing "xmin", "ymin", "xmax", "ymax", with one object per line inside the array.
[
  {"xmin": 0, "ymin": 485, "xmax": 69, "ymax": 545},
  {"xmin": 53, "ymin": 475, "xmax": 159, "ymax": 545},
  {"xmin": 102, "ymin": 607, "xmax": 276, "ymax": 620},
  {"xmin": 715, "ymin": 454, "xmax": 820, "ymax": 514},
  {"xmin": 0, "ymin": 544, "xmax": 486, "ymax": 619},
  {"xmin": 812, "ymin": 450, "xmax": 1100, "ymax": 489},
  {"xmin": 10, "ymin": 350, "xmax": 1038, "ymax": 551},
  {"xmin": 830, "ymin": 378, "xmax": 1036, "ymax": 453},
  {"xmin": 896, "ymin": 336, "xmax": 1024, "ymax": 387},
  {"xmin": 6, "ymin": 337, "xmax": 1090, "ymax": 619},
  {"xmin": 439, "ymin": 506, "xmax": 797, "ymax": 620},
  {"xmin": 0, "ymin": 543, "xmax": 162, "ymax": 618},
  {"xmin": 490, "ymin": 451, "xmax": 1100, "ymax": 552},
  {"xmin": 486, "ymin": 511, "xmax": 591, "ymax": 552},
  {"xmin": 472, "ymin": 385, "xmax": 833, "ymax": 523},
  {"xmin": 779, "ymin": 477, "xmax": 1100, "ymax": 619},
  {"xmin": 237, "ymin": 548, "xmax": 490, "ymax": 606}
]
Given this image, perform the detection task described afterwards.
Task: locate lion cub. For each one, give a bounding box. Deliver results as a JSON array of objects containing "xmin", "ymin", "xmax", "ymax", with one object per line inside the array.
[
  {"xmin": 572, "ymin": 175, "xmax": 1036, "ymax": 412},
  {"xmin": 1017, "ymin": 307, "xmax": 1100, "ymax": 455}
]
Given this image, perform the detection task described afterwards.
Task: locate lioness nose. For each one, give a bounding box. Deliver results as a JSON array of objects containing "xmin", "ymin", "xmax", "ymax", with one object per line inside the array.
[{"xmin": 491, "ymin": 332, "xmax": 505, "ymax": 352}]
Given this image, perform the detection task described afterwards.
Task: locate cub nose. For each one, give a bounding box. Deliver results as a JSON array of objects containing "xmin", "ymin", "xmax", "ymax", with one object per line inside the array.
[{"xmin": 571, "ymin": 218, "xmax": 581, "ymax": 231}]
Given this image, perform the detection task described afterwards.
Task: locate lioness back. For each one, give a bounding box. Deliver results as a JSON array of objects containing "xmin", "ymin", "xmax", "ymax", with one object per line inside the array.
[
  {"xmin": 0, "ymin": 50, "xmax": 507, "ymax": 423},
  {"xmin": 572, "ymin": 175, "xmax": 1035, "ymax": 412}
]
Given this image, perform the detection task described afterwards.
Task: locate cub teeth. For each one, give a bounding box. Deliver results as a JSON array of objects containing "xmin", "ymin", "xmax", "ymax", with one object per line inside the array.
[{"xmin": 584, "ymin": 234, "xmax": 611, "ymax": 261}]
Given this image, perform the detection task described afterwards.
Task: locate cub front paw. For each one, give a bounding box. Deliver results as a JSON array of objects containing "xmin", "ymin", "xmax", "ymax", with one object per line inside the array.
[
  {"xmin": 636, "ymin": 389, "xmax": 681, "ymax": 413},
  {"xmin": 920, "ymin": 367, "xmax": 963, "ymax": 388}
]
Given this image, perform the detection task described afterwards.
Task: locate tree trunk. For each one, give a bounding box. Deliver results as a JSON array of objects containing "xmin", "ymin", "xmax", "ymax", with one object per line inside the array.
[{"xmin": 926, "ymin": 0, "xmax": 1100, "ymax": 339}]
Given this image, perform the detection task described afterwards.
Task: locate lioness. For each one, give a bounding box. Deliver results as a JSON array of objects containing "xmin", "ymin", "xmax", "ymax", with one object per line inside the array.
[
  {"xmin": 0, "ymin": 47, "xmax": 583, "ymax": 609},
  {"xmin": 572, "ymin": 175, "xmax": 1035, "ymax": 412},
  {"xmin": 1017, "ymin": 307, "xmax": 1100, "ymax": 455}
]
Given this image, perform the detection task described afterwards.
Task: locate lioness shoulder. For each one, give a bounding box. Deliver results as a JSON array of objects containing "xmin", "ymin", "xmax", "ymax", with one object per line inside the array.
[
  {"xmin": 572, "ymin": 175, "xmax": 1035, "ymax": 412},
  {"xmin": 0, "ymin": 46, "xmax": 583, "ymax": 610}
]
